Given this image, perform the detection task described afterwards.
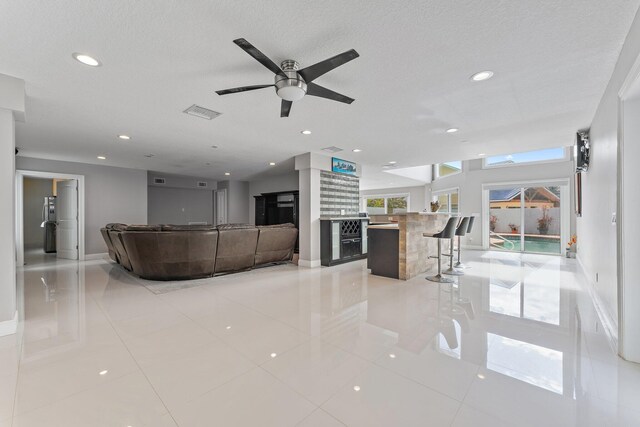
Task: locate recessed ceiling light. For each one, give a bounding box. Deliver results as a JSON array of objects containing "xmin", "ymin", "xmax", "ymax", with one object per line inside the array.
[
  {"xmin": 471, "ymin": 71, "xmax": 494, "ymax": 81},
  {"xmin": 301, "ymin": 130, "xmax": 312, "ymax": 135},
  {"xmin": 270, "ymin": 353, "xmax": 277, "ymax": 358},
  {"xmin": 118, "ymin": 135, "xmax": 131, "ymax": 140},
  {"xmin": 352, "ymin": 149, "xmax": 362, "ymax": 153},
  {"xmin": 478, "ymin": 153, "xmax": 486, "ymax": 157},
  {"xmin": 99, "ymin": 370, "xmax": 108, "ymax": 376},
  {"xmin": 389, "ymin": 161, "xmax": 397, "ymax": 164},
  {"xmin": 389, "ymin": 353, "xmax": 396, "ymax": 359},
  {"xmin": 353, "ymin": 386, "xmax": 361, "ymax": 391},
  {"xmin": 477, "ymin": 373, "xmax": 486, "ymax": 379},
  {"xmin": 446, "ymin": 128, "xmax": 459, "ymax": 133},
  {"xmin": 144, "ymin": 154, "xmax": 154, "ymax": 158},
  {"xmin": 97, "ymin": 156, "xmax": 106, "ymax": 160},
  {"xmin": 226, "ymin": 326, "xmax": 232, "ymax": 330},
  {"xmin": 224, "ymin": 172, "xmax": 231, "ymax": 176},
  {"xmin": 269, "ymin": 162, "xmax": 276, "ymax": 166},
  {"xmin": 211, "ymin": 145, "xmax": 218, "ymax": 149},
  {"xmin": 72, "ymin": 53, "xmax": 101, "ymax": 67}
]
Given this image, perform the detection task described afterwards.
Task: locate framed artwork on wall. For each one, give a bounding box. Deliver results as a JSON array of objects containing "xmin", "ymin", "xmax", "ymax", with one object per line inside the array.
[{"xmin": 331, "ymin": 157, "xmax": 357, "ymax": 176}]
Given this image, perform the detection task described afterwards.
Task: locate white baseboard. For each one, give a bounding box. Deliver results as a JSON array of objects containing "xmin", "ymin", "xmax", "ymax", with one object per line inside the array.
[
  {"xmin": 462, "ymin": 245, "xmax": 484, "ymax": 250},
  {"xmin": 576, "ymin": 254, "xmax": 619, "ymax": 351},
  {"xmin": 84, "ymin": 252, "xmax": 109, "ymax": 261},
  {"xmin": 298, "ymin": 259, "xmax": 321, "ymax": 268},
  {"xmin": 0, "ymin": 311, "xmax": 18, "ymax": 337}
]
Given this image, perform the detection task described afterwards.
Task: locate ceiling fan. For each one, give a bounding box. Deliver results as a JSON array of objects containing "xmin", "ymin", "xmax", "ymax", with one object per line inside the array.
[{"xmin": 216, "ymin": 38, "xmax": 359, "ymax": 117}]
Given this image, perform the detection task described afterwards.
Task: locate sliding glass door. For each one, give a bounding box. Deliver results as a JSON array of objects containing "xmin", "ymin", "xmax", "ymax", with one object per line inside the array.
[{"xmin": 488, "ymin": 185, "xmax": 564, "ymax": 255}]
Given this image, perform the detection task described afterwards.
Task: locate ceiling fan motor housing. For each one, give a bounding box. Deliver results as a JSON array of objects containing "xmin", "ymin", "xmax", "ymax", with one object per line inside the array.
[{"xmin": 275, "ymin": 60, "xmax": 307, "ymax": 101}]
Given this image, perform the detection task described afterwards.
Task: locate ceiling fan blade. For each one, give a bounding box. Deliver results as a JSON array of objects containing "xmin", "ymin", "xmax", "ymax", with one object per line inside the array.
[
  {"xmin": 215, "ymin": 84, "xmax": 274, "ymax": 96},
  {"xmin": 281, "ymin": 100, "xmax": 293, "ymax": 117},
  {"xmin": 233, "ymin": 38, "xmax": 285, "ymax": 76},
  {"xmin": 298, "ymin": 49, "xmax": 359, "ymax": 83},
  {"xmin": 306, "ymin": 83, "xmax": 355, "ymax": 104}
]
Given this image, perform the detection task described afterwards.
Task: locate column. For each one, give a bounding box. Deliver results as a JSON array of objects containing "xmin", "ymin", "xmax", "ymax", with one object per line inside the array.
[{"xmin": 0, "ymin": 74, "xmax": 25, "ymax": 336}]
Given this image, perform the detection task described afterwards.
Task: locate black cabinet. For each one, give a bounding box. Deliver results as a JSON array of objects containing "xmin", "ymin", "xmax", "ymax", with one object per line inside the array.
[
  {"xmin": 254, "ymin": 191, "xmax": 299, "ymax": 252},
  {"xmin": 320, "ymin": 219, "xmax": 369, "ymax": 266}
]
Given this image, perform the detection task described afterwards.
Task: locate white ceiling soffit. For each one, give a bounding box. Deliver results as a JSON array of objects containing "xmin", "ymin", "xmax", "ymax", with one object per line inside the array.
[
  {"xmin": 384, "ymin": 165, "xmax": 432, "ymax": 183},
  {"xmin": 2, "ymin": 0, "xmax": 639, "ymax": 182}
]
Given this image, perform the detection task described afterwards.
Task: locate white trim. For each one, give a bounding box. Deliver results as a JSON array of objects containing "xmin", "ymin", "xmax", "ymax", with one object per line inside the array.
[
  {"xmin": 84, "ymin": 252, "xmax": 109, "ymax": 261},
  {"xmin": 617, "ymin": 54, "xmax": 640, "ymax": 361},
  {"xmin": 482, "ymin": 147, "xmax": 569, "ymax": 169},
  {"xmin": 462, "ymin": 244, "xmax": 484, "ymax": 250},
  {"xmin": 0, "ymin": 311, "xmax": 18, "ymax": 337},
  {"xmin": 362, "ymin": 193, "xmax": 411, "ymax": 214},
  {"xmin": 16, "ymin": 170, "xmax": 85, "ymax": 266},
  {"xmin": 431, "ymin": 187, "xmax": 460, "ymax": 214},
  {"xmin": 432, "ymin": 161, "xmax": 463, "ymax": 181},
  {"xmin": 298, "ymin": 259, "xmax": 321, "ymax": 268},
  {"xmin": 481, "ymin": 178, "xmax": 570, "ymax": 253},
  {"xmin": 577, "ymin": 254, "xmax": 619, "ymax": 352}
]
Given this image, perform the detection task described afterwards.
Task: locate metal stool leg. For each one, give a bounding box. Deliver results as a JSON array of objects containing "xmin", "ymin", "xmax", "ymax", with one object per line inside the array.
[
  {"xmin": 444, "ymin": 236, "xmax": 464, "ymax": 276},
  {"xmin": 454, "ymin": 235, "xmax": 470, "ymax": 269},
  {"xmin": 427, "ymin": 239, "xmax": 454, "ymax": 283}
]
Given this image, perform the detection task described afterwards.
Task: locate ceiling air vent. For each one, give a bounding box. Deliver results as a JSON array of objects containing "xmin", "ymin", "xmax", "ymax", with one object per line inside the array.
[
  {"xmin": 183, "ymin": 104, "xmax": 222, "ymax": 120},
  {"xmin": 322, "ymin": 146, "xmax": 343, "ymax": 153},
  {"xmin": 154, "ymin": 177, "xmax": 166, "ymax": 184},
  {"xmin": 197, "ymin": 181, "xmax": 208, "ymax": 188}
]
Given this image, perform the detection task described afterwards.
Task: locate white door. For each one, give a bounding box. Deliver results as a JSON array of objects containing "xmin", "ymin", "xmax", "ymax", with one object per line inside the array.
[
  {"xmin": 216, "ymin": 189, "xmax": 227, "ymax": 225},
  {"xmin": 56, "ymin": 180, "xmax": 78, "ymax": 259}
]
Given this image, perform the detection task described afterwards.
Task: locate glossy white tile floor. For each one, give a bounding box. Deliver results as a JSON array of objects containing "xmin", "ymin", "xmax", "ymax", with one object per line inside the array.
[{"xmin": 3, "ymin": 251, "xmax": 640, "ymax": 426}]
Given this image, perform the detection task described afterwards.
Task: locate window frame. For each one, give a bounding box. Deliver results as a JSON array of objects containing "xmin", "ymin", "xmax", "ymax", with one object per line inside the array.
[
  {"xmin": 432, "ymin": 161, "xmax": 463, "ymax": 181},
  {"xmin": 482, "ymin": 147, "xmax": 569, "ymax": 169},
  {"xmin": 431, "ymin": 187, "xmax": 460, "ymax": 214},
  {"xmin": 362, "ymin": 193, "xmax": 411, "ymax": 215}
]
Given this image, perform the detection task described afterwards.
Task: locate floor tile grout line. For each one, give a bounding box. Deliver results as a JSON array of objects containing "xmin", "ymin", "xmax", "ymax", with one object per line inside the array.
[{"xmin": 88, "ymin": 289, "xmax": 182, "ymax": 427}]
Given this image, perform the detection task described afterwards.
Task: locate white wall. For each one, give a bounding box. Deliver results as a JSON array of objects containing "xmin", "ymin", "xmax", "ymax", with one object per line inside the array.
[
  {"xmin": 148, "ymin": 186, "xmax": 214, "ymax": 225},
  {"xmin": 217, "ymin": 180, "xmax": 250, "ymax": 224},
  {"xmin": 248, "ymin": 171, "xmax": 299, "ymax": 224},
  {"xmin": 16, "ymin": 157, "xmax": 147, "ymax": 254},
  {"xmin": 0, "ymin": 109, "xmax": 17, "ymax": 325},
  {"xmin": 360, "ymin": 185, "xmax": 427, "ymax": 213},
  {"xmin": 0, "ymin": 73, "xmax": 24, "ymax": 328},
  {"xmin": 578, "ymin": 10, "xmax": 640, "ymax": 355},
  {"xmin": 430, "ymin": 158, "xmax": 575, "ymax": 247},
  {"xmin": 23, "ymin": 177, "xmax": 53, "ymax": 248}
]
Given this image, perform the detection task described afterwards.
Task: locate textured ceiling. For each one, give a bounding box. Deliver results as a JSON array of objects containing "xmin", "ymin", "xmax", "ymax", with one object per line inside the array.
[{"xmin": 1, "ymin": 0, "xmax": 638, "ymax": 187}]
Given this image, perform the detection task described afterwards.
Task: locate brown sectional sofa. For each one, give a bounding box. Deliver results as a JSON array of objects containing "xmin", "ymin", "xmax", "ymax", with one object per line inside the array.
[{"xmin": 100, "ymin": 223, "xmax": 297, "ymax": 281}]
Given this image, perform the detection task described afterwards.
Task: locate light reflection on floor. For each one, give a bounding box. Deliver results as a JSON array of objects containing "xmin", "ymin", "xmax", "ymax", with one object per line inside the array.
[{"xmin": 1, "ymin": 251, "xmax": 639, "ymax": 426}]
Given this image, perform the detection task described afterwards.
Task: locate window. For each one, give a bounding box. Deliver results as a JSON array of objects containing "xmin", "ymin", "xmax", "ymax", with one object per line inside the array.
[
  {"xmin": 433, "ymin": 161, "xmax": 462, "ymax": 180},
  {"xmin": 363, "ymin": 194, "xmax": 409, "ymax": 215},
  {"xmin": 432, "ymin": 188, "xmax": 459, "ymax": 213},
  {"xmin": 484, "ymin": 147, "xmax": 567, "ymax": 168}
]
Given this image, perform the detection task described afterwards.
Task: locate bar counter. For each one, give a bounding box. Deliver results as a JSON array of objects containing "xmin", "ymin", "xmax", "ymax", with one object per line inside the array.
[{"xmin": 368, "ymin": 212, "xmax": 450, "ymax": 280}]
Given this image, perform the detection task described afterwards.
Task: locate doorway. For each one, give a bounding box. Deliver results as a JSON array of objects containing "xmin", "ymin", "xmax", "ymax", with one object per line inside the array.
[
  {"xmin": 16, "ymin": 170, "xmax": 85, "ymax": 266},
  {"xmin": 483, "ymin": 180, "xmax": 569, "ymax": 255}
]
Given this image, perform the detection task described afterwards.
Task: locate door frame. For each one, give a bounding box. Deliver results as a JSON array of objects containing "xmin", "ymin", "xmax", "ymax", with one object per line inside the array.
[
  {"xmin": 15, "ymin": 170, "xmax": 85, "ymax": 265},
  {"xmin": 482, "ymin": 178, "xmax": 570, "ymax": 254}
]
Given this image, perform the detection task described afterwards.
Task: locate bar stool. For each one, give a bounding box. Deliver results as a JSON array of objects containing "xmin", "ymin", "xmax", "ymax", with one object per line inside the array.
[
  {"xmin": 444, "ymin": 217, "xmax": 470, "ymax": 276},
  {"xmin": 424, "ymin": 216, "xmax": 459, "ymax": 283},
  {"xmin": 455, "ymin": 216, "xmax": 475, "ymax": 269}
]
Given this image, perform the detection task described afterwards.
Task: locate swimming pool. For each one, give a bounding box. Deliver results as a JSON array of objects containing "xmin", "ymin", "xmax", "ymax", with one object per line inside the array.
[{"xmin": 496, "ymin": 235, "xmax": 561, "ymax": 255}]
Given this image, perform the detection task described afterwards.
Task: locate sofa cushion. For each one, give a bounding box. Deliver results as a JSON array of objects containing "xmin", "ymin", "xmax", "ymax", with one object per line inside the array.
[
  {"xmin": 161, "ymin": 224, "xmax": 215, "ymax": 231},
  {"xmin": 255, "ymin": 227, "xmax": 298, "ymax": 265},
  {"xmin": 217, "ymin": 223, "xmax": 254, "ymax": 230},
  {"xmin": 257, "ymin": 223, "xmax": 295, "ymax": 229},
  {"xmin": 214, "ymin": 227, "xmax": 259, "ymax": 273}
]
